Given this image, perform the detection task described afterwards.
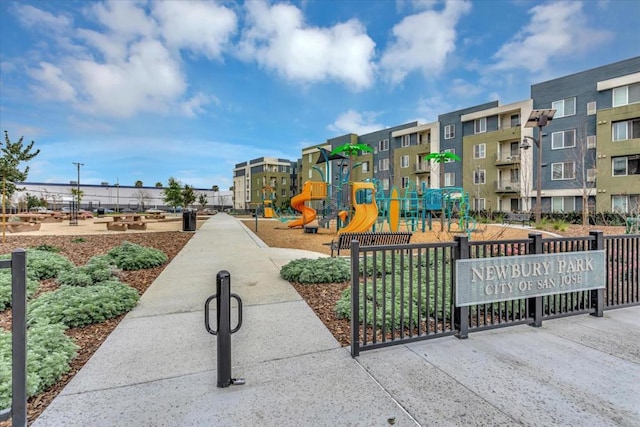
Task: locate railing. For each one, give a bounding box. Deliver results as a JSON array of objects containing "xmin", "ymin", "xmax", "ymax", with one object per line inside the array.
[
  {"xmin": 494, "ymin": 181, "xmax": 521, "ymax": 192},
  {"xmin": 0, "ymin": 249, "xmax": 27, "ymax": 426},
  {"xmin": 494, "ymin": 153, "xmax": 521, "ymax": 165},
  {"xmin": 350, "ymin": 232, "xmax": 639, "ymax": 357},
  {"xmin": 414, "ymin": 163, "xmax": 431, "ymax": 173}
]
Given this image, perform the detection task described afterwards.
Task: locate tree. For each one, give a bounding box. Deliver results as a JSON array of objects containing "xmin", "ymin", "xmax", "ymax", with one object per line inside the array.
[
  {"xmin": 132, "ymin": 189, "xmax": 151, "ymax": 211},
  {"xmin": 162, "ymin": 177, "xmax": 183, "ymax": 211},
  {"xmin": 212, "ymin": 185, "xmax": 219, "ymax": 209},
  {"xmin": 155, "ymin": 182, "xmax": 163, "ymax": 188},
  {"xmin": 1, "ymin": 130, "xmax": 40, "ymax": 219},
  {"xmin": 70, "ymin": 188, "xmax": 84, "ymax": 206},
  {"xmin": 182, "ymin": 185, "xmax": 196, "ymax": 208},
  {"xmin": 198, "ymin": 193, "xmax": 208, "ymax": 210},
  {"xmin": 134, "ymin": 180, "xmax": 143, "ymax": 187},
  {"xmin": 424, "ymin": 151, "xmax": 461, "ymax": 229}
]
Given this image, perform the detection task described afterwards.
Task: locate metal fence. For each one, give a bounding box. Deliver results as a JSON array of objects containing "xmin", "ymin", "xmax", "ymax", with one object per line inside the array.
[
  {"xmin": 0, "ymin": 249, "xmax": 27, "ymax": 426},
  {"xmin": 350, "ymin": 232, "xmax": 639, "ymax": 357}
]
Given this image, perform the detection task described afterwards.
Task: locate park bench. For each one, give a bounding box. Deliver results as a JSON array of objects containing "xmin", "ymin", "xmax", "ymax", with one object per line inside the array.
[
  {"xmin": 325, "ymin": 232, "xmax": 413, "ymax": 257},
  {"xmin": 6, "ymin": 222, "xmax": 41, "ymax": 233},
  {"xmin": 503, "ymin": 212, "xmax": 532, "ymax": 226}
]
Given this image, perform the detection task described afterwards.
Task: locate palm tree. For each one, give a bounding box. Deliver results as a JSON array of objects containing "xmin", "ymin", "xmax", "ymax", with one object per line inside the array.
[
  {"xmin": 134, "ymin": 180, "xmax": 143, "ymax": 187},
  {"xmin": 330, "ymin": 142, "xmax": 373, "ymax": 182},
  {"xmin": 424, "ymin": 152, "xmax": 461, "ymax": 229}
]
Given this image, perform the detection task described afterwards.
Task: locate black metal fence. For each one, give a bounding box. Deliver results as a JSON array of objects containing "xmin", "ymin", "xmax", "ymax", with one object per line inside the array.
[
  {"xmin": 0, "ymin": 249, "xmax": 27, "ymax": 426},
  {"xmin": 350, "ymin": 232, "xmax": 640, "ymax": 357}
]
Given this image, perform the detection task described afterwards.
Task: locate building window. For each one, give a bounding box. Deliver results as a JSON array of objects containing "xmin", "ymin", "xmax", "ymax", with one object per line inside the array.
[
  {"xmin": 401, "ymin": 135, "xmax": 411, "ymax": 147},
  {"xmin": 552, "ymin": 196, "xmax": 576, "ymax": 212},
  {"xmin": 474, "ymin": 117, "xmax": 487, "ymax": 134},
  {"xmin": 612, "ymin": 194, "xmax": 640, "ymax": 214},
  {"xmin": 473, "ymin": 143, "xmax": 486, "ymax": 159},
  {"xmin": 400, "ymin": 155, "xmax": 409, "ymax": 168},
  {"xmin": 551, "ymin": 162, "xmax": 575, "ymax": 180},
  {"xmin": 382, "ymin": 178, "xmax": 389, "ymax": 191},
  {"xmin": 362, "ymin": 161, "xmax": 369, "ymax": 173},
  {"xmin": 551, "ymin": 129, "xmax": 576, "ymax": 149},
  {"xmin": 511, "ymin": 114, "xmax": 520, "ymax": 127},
  {"xmin": 612, "ymin": 155, "xmax": 640, "ymax": 176},
  {"xmin": 587, "ymin": 101, "xmax": 597, "ymax": 115},
  {"xmin": 401, "ymin": 176, "xmax": 410, "ymax": 188},
  {"xmin": 612, "ymin": 119, "xmax": 640, "ymax": 141},
  {"xmin": 281, "ymin": 177, "xmax": 287, "ymax": 185},
  {"xmin": 379, "ymin": 158, "xmax": 389, "ymax": 171},
  {"xmin": 552, "ymin": 97, "xmax": 576, "ymax": 118},
  {"xmin": 281, "ymin": 189, "xmax": 287, "ymax": 197},
  {"xmin": 587, "ymin": 135, "xmax": 597, "ymax": 149},
  {"xmin": 308, "ymin": 153, "xmax": 312, "ymax": 162},
  {"xmin": 379, "ymin": 139, "xmax": 389, "ymax": 151},
  {"xmin": 587, "ymin": 168, "xmax": 597, "ymax": 182},
  {"xmin": 443, "ymin": 149, "xmax": 456, "ymax": 162},
  {"xmin": 473, "ymin": 169, "xmax": 486, "ymax": 185},
  {"xmin": 474, "ymin": 198, "xmax": 486, "ymax": 211},
  {"xmin": 613, "ymin": 83, "xmax": 640, "ymax": 107},
  {"xmin": 444, "ymin": 124, "xmax": 455, "ymax": 140},
  {"xmin": 444, "ymin": 173, "xmax": 455, "ymax": 187},
  {"xmin": 308, "ymin": 170, "xmax": 312, "ymax": 179}
]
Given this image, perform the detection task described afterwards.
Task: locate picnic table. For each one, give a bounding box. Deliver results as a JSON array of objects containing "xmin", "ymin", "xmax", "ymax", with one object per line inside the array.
[{"xmin": 96, "ymin": 214, "xmax": 148, "ymax": 231}]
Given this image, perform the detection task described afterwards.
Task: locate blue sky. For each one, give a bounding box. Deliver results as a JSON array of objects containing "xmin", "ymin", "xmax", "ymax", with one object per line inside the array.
[{"xmin": 1, "ymin": 0, "xmax": 638, "ymax": 190}]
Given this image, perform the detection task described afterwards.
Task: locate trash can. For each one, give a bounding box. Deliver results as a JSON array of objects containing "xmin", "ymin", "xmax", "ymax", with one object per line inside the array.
[
  {"xmin": 97, "ymin": 208, "xmax": 105, "ymax": 217},
  {"xmin": 182, "ymin": 209, "xmax": 197, "ymax": 232}
]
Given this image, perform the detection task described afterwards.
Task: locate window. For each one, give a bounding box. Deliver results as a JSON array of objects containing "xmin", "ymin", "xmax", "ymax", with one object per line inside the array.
[
  {"xmin": 473, "ymin": 143, "xmax": 486, "ymax": 159},
  {"xmin": 613, "ymin": 83, "xmax": 640, "ymax": 107},
  {"xmin": 587, "ymin": 168, "xmax": 597, "ymax": 182},
  {"xmin": 281, "ymin": 177, "xmax": 287, "ymax": 185},
  {"xmin": 587, "ymin": 135, "xmax": 597, "ymax": 149},
  {"xmin": 281, "ymin": 189, "xmax": 287, "ymax": 197},
  {"xmin": 511, "ymin": 114, "xmax": 520, "ymax": 127},
  {"xmin": 444, "ymin": 124, "xmax": 455, "ymax": 140},
  {"xmin": 379, "ymin": 158, "xmax": 389, "ymax": 171},
  {"xmin": 362, "ymin": 161, "xmax": 369, "ymax": 173},
  {"xmin": 473, "ymin": 169, "xmax": 486, "ymax": 185},
  {"xmin": 552, "ymin": 196, "xmax": 575, "ymax": 212},
  {"xmin": 374, "ymin": 146, "xmax": 378, "ymax": 154},
  {"xmin": 552, "ymin": 97, "xmax": 576, "ymax": 118},
  {"xmin": 401, "ymin": 176, "xmax": 410, "ymax": 188},
  {"xmin": 612, "ymin": 119, "xmax": 640, "ymax": 141},
  {"xmin": 400, "ymin": 155, "xmax": 409, "ymax": 168},
  {"xmin": 374, "ymin": 165, "xmax": 378, "ymax": 174},
  {"xmin": 474, "ymin": 198, "xmax": 486, "ymax": 210},
  {"xmin": 551, "ymin": 162, "xmax": 575, "ymax": 180},
  {"xmin": 551, "ymin": 129, "xmax": 576, "ymax": 149},
  {"xmin": 587, "ymin": 101, "xmax": 597, "ymax": 115},
  {"xmin": 379, "ymin": 139, "xmax": 389, "ymax": 151},
  {"xmin": 612, "ymin": 155, "xmax": 640, "ymax": 176},
  {"xmin": 474, "ymin": 117, "xmax": 487, "ymax": 134},
  {"xmin": 382, "ymin": 178, "xmax": 389, "ymax": 191},
  {"xmin": 443, "ymin": 149, "xmax": 456, "ymax": 162},
  {"xmin": 511, "ymin": 168, "xmax": 520, "ymax": 183},
  {"xmin": 444, "ymin": 173, "xmax": 455, "ymax": 187},
  {"xmin": 308, "ymin": 169, "xmax": 312, "ymax": 179},
  {"xmin": 401, "ymin": 135, "xmax": 411, "ymax": 147},
  {"xmin": 612, "ymin": 194, "xmax": 640, "ymax": 214},
  {"xmin": 308, "ymin": 153, "xmax": 312, "ymax": 162}
]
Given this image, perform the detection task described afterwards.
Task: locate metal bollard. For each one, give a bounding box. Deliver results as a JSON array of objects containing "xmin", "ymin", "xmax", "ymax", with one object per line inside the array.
[{"xmin": 204, "ymin": 270, "xmax": 244, "ymax": 388}]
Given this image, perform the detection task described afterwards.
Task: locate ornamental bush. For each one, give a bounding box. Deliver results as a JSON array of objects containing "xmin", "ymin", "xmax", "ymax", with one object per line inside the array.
[
  {"xmin": 280, "ymin": 257, "xmax": 350, "ymax": 284},
  {"xmin": 24, "ymin": 249, "xmax": 74, "ymax": 280},
  {"xmin": 57, "ymin": 257, "xmax": 119, "ymax": 287},
  {"xmin": 28, "ymin": 281, "xmax": 139, "ymax": 328},
  {"xmin": 103, "ymin": 241, "xmax": 168, "ymax": 271},
  {"xmin": 0, "ymin": 323, "xmax": 78, "ymax": 408},
  {"xmin": 0, "ymin": 270, "xmax": 40, "ymax": 311}
]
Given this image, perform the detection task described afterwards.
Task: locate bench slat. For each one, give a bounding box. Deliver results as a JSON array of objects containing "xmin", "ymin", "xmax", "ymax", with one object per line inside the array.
[{"xmin": 330, "ymin": 232, "xmax": 412, "ymax": 256}]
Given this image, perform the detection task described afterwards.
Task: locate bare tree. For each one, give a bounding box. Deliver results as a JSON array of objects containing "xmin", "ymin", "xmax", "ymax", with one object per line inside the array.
[{"xmin": 132, "ymin": 189, "xmax": 151, "ymax": 211}]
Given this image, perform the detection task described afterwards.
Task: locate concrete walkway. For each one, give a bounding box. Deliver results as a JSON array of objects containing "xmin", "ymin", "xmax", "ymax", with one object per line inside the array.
[{"xmin": 34, "ymin": 214, "xmax": 640, "ymax": 426}]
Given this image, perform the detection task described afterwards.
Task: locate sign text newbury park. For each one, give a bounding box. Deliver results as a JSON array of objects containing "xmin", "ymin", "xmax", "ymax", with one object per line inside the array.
[{"xmin": 455, "ymin": 251, "xmax": 606, "ymax": 307}]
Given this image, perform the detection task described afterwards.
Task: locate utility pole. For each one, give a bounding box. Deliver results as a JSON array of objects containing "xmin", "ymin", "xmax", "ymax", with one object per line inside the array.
[{"xmin": 72, "ymin": 162, "xmax": 83, "ymax": 225}]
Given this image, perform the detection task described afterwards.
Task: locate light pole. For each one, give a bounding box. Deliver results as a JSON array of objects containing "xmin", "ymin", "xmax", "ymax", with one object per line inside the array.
[
  {"xmin": 72, "ymin": 162, "xmax": 83, "ymax": 225},
  {"xmin": 523, "ymin": 109, "xmax": 556, "ymax": 223}
]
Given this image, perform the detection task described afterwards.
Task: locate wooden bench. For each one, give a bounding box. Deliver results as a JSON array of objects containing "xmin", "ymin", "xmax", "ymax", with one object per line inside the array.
[
  {"xmin": 6, "ymin": 222, "xmax": 42, "ymax": 233},
  {"xmin": 325, "ymin": 232, "xmax": 413, "ymax": 257},
  {"xmin": 503, "ymin": 212, "xmax": 532, "ymax": 226},
  {"xmin": 106, "ymin": 222, "xmax": 128, "ymax": 231}
]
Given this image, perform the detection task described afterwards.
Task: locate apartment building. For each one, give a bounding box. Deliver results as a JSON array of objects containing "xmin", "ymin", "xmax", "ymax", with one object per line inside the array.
[{"xmin": 232, "ymin": 157, "xmax": 297, "ymax": 210}]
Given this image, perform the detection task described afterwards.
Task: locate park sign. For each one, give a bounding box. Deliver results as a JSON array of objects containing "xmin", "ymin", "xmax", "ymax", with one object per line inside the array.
[{"xmin": 455, "ymin": 251, "xmax": 606, "ymax": 307}]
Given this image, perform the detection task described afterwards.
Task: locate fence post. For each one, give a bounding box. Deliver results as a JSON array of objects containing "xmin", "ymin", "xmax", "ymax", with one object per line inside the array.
[
  {"xmin": 589, "ymin": 231, "xmax": 604, "ymax": 317},
  {"xmin": 350, "ymin": 240, "xmax": 360, "ymax": 357},
  {"xmin": 528, "ymin": 233, "xmax": 543, "ymax": 327},
  {"xmin": 454, "ymin": 235, "xmax": 469, "ymax": 339}
]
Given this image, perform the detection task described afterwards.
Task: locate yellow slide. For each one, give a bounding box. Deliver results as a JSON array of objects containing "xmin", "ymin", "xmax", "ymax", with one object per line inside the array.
[
  {"xmin": 338, "ymin": 182, "xmax": 378, "ymax": 234},
  {"xmin": 287, "ymin": 181, "xmax": 326, "ymax": 228}
]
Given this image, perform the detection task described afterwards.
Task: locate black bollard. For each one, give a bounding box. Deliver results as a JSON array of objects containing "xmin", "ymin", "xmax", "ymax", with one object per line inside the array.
[{"xmin": 205, "ymin": 270, "xmax": 244, "ymax": 388}]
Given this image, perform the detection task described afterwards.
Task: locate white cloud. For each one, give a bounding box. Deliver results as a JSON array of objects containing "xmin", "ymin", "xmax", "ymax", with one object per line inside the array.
[
  {"xmin": 380, "ymin": 0, "xmax": 471, "ymax": 84},
  {"xmin": 152, "ymin": 1, "xmax": 237, "ymax": 59},
  {"xmin": 492, "ymin": 1, "xmax": 613, "ymax": 72},
  {"xmin": 88, "ymin": 0, "xmax": 157, "ymax": 40},
  {"xmin": 181, "ymin": 92, "xmax": 217, "ymax": 118},
  {"xmin": 328, "ymin": 110, "xmax": 384, "ymax": 135},
  {"xmin": 450, "ymin": 78, "xmax": 482, "ymax": 98},
  {"xmin": 238, "ymin": 1, "xmax": 376, "ymax": 90},
  {"xmin": 27, "ymin": 62, "xmax": 77, "ymax": 101},
  {"xmin": 12, "ymin": 3, "xmax": 72, "ymax": 32}
]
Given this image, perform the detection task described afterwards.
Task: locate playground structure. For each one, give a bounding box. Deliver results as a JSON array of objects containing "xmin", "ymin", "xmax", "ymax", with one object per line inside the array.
[{"xmin": 287, "ymin": 181, "xmax": 327, "ymax": 228}]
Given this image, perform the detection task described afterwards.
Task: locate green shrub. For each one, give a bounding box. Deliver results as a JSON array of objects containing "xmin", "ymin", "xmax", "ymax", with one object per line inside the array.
[
  {"xmin": 13, "ymin": 249, "xmax": 73, "ymax": 280},
  {"xmin": 0, "ymin": 323, "xmax": 78, "ymax": 408},
  {"xmin": 104, "ymin": 241, "xmax": 168, "ymax": 271},
  {"xmin": 280, "ymin": 257, "xmax": 350, "ymax": 284},
  {"xmin": 28, "ymin": 281, "xmax": 139, "ymax": 328},
  {"xmin": 71, "ymin": 237, "xmax": 86, "ymax": 243},
  {"xmin": 0, "ymin": 270, "xmax": 40, "ymax": 311},
  {"xmin": 56, "ymin": 257, "xmax": 119, "ymax": 287},
  {"xmin": 552, "ymin": 220, "xmax": 569, "ymax": 232},
  {"xmin": 34, "ymin": 244, "xmax": 60, "ymax": 253}
]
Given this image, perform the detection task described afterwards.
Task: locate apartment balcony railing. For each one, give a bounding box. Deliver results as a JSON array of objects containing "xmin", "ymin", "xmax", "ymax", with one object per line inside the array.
[
  {"xmin": 414, "ymin": 162, "xmax": 431, "ymax": 173},
  {"xmin": 494, "ymin": 180, "xmax": 521, "ymax": 192},
  {"xmin": 495, "ymin": 153, "xmax": 521, "ymax": 166}
]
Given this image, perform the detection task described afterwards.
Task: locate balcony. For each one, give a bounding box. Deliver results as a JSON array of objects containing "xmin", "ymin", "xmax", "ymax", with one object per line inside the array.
[
  {"xmin": 414, "ymin": 162, "xmax": 431, "ymax": 174},
  {"xmin": 494, "ymin": 181, "xmax": 521, "ymax": 192},
  {"xmin": 495, "ymin": 153, "xmax": 521, "ymax": 166}
]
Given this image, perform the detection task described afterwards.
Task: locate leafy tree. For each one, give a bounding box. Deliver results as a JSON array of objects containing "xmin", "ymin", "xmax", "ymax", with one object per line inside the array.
[
  {"xmin": 70, "ymin": 188, "xmax": 84, "ymax": 205},
  {"xmin": 155, "ymin": 182, "xmax": 163, "ymax": 188},
  {"xmin": 212, "ymin": 185, "xmax": 219, "ymax": 192},
  {"xmin": 134, "ymin": 180, "xmax": 143, "ymax": 187},
  {"xmin": 162, "ymin": 177, "xmax": 183, "ymax": 211},
  {"xmin": 198, "ymin": 193, "xmax": 208, "ymax": 210},
  {"xmin": 1, "ymin": 130, "xmax": 40, "ymax": 211},
  {"xmin": 182, "ymin": 185, "xmax": 196, "ymax": 208}
]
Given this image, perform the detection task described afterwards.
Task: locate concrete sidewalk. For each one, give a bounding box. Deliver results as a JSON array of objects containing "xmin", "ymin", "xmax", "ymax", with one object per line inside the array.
[{"xmin": 34, "ymin": 214, "xmax": 640, "ymax": 426}]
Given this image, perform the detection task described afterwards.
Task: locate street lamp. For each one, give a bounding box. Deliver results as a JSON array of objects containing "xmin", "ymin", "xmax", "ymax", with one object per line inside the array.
[{"xmin": 523, "ymin": 109, "xmax": 556, "ymax": 223}]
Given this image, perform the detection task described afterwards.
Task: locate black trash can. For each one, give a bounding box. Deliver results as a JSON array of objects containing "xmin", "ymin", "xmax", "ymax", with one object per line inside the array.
[
  {"xmin": 182, "ymin": 209, "xmax": 197, "ymax": 232},
  {"xmin": 97, "ymin": 208, "xmax": 105, "ymax": 217}
]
